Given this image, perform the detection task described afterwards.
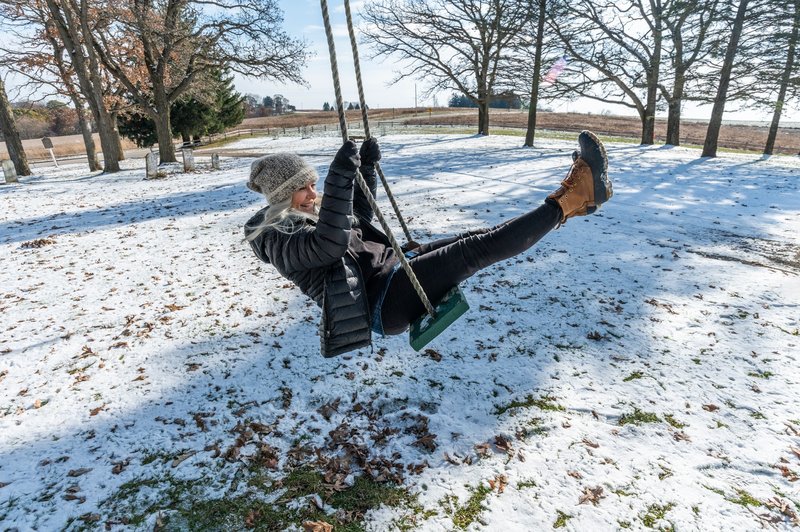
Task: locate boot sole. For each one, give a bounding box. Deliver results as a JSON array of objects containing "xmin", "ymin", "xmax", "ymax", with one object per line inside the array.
[{"xmin": 578, "ymin": 130, "xmax": 612, "ymax": 214}]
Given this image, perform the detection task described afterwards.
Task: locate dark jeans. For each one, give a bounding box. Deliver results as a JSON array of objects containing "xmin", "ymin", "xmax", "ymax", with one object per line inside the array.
[{"xmin": 380, "ymin": 201, "xmax": 561, "ymax": 335}]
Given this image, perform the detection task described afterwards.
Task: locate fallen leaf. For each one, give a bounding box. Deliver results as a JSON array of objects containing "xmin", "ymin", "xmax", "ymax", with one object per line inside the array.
[
  {"xmin": 578, "ymin": 485, "xmax": 605, "ymax": 505},
  {"xmin": 582, "ymin": 438, "xmax": 599, "ymax": 449},
  {"xmin": 494, "ymin": 435, "xmax": 513, "ymax": 454},
  {"xmin": 488, "ymin": 474, "xmax": 508, "ymax": 493},
  {"xmin": 67, "ymin": 468, "xmax": 92, "ymax": 477},
  {"xmin": 171, "ymin": 451, "xmax": 197, "ymax": 468},
  {"xmin": 790, "ymin": 446, "xmax": 800, "ymax": 460},
  {"xmin": 673, "ymin": 431, "xmax": 691, "ymax": 442},
  {"xmin": 568, "ymin": 470, "xmax": 583, "ymax": 480},
  {"xmin": 444, "ymin": 452, "xmax": 460, "ymax": 466},
  {"xmin": 423, "ymin": 349, "xmax": 442, "ymax": 362},
  {"xmin": 475, "ymin": 443, "xmax": 491, "ymax": 457},
  {"xmin": 702, "ymin": 404, "xmax": 719, "ymax": 412},
  {"xmin": 303, "ymin": 521, "xmax": 333, "ymax": 532}
]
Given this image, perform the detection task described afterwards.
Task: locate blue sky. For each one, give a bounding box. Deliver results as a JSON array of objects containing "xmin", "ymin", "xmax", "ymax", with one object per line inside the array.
[{"xmin": 233, "ymin": 0, "xmax": 427, "ymax": 110}]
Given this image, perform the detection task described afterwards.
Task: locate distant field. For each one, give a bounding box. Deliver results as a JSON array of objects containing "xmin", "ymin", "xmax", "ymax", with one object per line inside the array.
[
  {"xmin": 0, "ymin": 133, "xmax": 137, "ymax": 161},
  {"xmin": 3, "ymin": 108, "xmax": 797, "ymax": 160}
]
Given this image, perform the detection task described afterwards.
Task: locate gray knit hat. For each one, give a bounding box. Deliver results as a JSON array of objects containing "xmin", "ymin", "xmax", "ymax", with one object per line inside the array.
[{"xmin": 247, "ymin": 153, "xmax": 318, "ymax": 204}]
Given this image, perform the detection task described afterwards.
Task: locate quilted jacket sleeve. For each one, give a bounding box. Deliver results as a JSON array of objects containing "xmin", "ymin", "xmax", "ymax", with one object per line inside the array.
[
  {"xmin": 352, "ymin": 164, "xmax": 377, "ymax": 224},
  {"xmin": 264, "ymin": 163, "xmax": 357, "ymax": 273}
]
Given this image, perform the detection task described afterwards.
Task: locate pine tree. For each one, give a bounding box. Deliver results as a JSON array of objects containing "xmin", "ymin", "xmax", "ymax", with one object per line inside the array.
[{"xmin": 207, "ymin": 71, "xmax": 244, "ymax": 134}]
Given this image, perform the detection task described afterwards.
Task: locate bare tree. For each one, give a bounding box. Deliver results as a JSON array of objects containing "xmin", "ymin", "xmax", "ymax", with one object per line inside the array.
[
  {"xmin": 44, "ymin": 0, "xmax": 123, "ymax": 172},
  {"xmin": 362, "ymin": 0, "xmax": 533, "ymax": 135},
  {"xmin": 658, "ymin": 0, "xmax": 719, "ymax": 146},
  {"xmin": 0, "ymin": 0, "xmax": 101, "ymax": 170},
  {"xmin": 550, "ymin": 0, "xmax": 667, "ymax": 145},
  {"xmin": 91, "ymin": 0, "xmax": 307, "ymax": 163},
  {"xmin": 701, "ymin": 0, "xmax": 751, "ymax": 157},
  {"xmin": 761, "ymin": 0, "xmax": 800, "ymax": 155},
  {"xmin": 0, "ymin": 75, "xmax": 31, "ymax": 176},
  {"xmin": 524, "ymin": 0, "xmax": 548, "ymax": 147}
]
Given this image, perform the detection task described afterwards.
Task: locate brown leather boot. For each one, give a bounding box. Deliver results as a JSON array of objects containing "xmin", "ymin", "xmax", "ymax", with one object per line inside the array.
[{"xmin": 547, "ymin": 130, "xmax": 612, "ymax": 226}]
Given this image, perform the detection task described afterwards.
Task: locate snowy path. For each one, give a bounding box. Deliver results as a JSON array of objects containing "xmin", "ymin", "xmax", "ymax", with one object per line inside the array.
[{"xmin": 1, "ymin": 134, "xmax": 799, "ymax": 530}]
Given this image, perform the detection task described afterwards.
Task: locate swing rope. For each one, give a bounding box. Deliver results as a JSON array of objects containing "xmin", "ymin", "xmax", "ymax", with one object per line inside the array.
[
  {"xmin": 320, "ymin": 0, "xmax": 437, "ymax": 318},
  {"xmin": 342, "ymin": 0, "xmax": 413, "ymax": 243}
]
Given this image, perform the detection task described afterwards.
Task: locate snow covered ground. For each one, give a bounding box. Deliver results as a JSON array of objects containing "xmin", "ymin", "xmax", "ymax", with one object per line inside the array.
[{"xmin": 1, "ymin": 133, "xmax": 799, "ymax": 531}]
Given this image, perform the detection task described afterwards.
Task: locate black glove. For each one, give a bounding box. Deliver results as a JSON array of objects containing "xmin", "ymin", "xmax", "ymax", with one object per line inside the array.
[
  {"xmin": 331, "ymin": 140, "xmax": 361, "ymax": 176},
  {"xmin": 359, "ymin": 138, "xmax": 381, "ymax": 167}
]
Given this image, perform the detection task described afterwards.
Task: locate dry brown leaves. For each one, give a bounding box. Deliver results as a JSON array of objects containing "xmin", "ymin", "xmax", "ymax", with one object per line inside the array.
[
  {"xmin": 302, "ymin": 521, "xmax": 333, "ymax": 532},
  {"xmin": 488, "ymin": 474, "xmax": 508, "ymax": 493},
  {"xmin": 578, "ymin": 485, "xmax": 605, "ymax": 505},
  {"xmin": 21, "ymin": 238, "xmax": 56, "ymax": 249}
]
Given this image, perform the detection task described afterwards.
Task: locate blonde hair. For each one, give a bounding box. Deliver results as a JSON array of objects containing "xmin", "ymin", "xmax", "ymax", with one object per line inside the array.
[{"xmin": 245, "ymin": 197, "xmax": 321, "ymax": 242}]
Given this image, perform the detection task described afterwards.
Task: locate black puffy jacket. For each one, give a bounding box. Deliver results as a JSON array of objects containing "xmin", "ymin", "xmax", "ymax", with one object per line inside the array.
[{"xmin": 244, "ymin": 161, "xmax": 385, "ymax": 357}]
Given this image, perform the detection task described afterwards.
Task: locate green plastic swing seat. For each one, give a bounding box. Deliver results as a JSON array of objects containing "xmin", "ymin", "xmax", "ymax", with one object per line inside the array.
[{"xmin": 409, "ymin": 286, "xmax": 470, "ymax": 351}]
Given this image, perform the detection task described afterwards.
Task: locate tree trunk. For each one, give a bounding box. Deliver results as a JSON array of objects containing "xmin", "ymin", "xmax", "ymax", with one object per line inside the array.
[
  {"xmin": 641, "ymin": 92, "xmax": 657, "ymax": 145},
  {"xmin": 702, "ymin": 0, "xmax": 750, "ymax": 158},
  {"xmin": 70, "ymin": 95, "xmax": 100, "ymax": 171},
  {"xmin": 45, "ymin": 0, "xmax": 120, "ymax": 172},
  {"xmin": 765, "ymin": 0, "xmax": 800, "ymax": 155},
  {"xmin": 524, "ymin": 0, "xmax": 547, "ymax": 147},
  {"xmin": 154, "ymin": 96, "xmax": 177, "ymax": 163},
  {"xmin": 666, "ymin": 75, "xmax": 686, "ymax": 145},
  {"xmin": 110, "ymin": 112, "xmax": 125, "ymax": 161},
  {"xmin": 477, "ymin": 102, "xmax": 490, "ymax": 135},
  {"xmin": 0, "ymin": 78, "xmax": 31, "ymax": 176}
]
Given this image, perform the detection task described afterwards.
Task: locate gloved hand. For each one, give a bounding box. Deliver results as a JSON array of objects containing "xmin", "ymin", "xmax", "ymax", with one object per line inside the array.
[
  {"xmin": 359, "ymin": 138, "xmax": 381, "ymax": 167},
  {"xmin": 331, "ymin": 140, "xmax": 361, "ymax": 176}
]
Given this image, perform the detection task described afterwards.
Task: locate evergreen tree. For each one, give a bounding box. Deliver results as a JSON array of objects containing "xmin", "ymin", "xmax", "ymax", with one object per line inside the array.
[
  {"xmin": 207, "ymin": 70, "xmax": 245, "ymax": 134},
  {"xmin": 118, "ymin": 111, "xmax": 158, "ymax": 148},
  {"xmin": 171, "ymin": 98, "xmax": 214, "ymax": 143},
  {"xmin": 323, "ymin": 102, "xmax": 330, "ymax": 111}
]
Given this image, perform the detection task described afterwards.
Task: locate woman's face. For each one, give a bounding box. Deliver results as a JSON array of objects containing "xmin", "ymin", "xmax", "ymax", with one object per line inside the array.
[{"xmin": 291, "ymin": 182, "xmax": 317, "ymax": 214}]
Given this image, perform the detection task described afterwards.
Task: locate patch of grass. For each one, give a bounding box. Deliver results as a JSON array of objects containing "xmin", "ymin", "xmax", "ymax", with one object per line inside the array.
[
  {"xmin": 102, "ymin": 465, "xmax": 416, "ymax": 532},
  {"xmin": 640, "ymin": 502, "xmax": 675, "ymax": 528},
  {"xmin": 728, "ymin": 489, "xmax": 762, "ymax": 507},
  {"xmin": 494, "ymin": 394, "xmax": 565, "ymax": 415},
  {"xmin": 618, "ymin": 408, "xmax": 661, "ymax": 426},
  {"xmin": 664, "ymin": 414, "xmax": 686, "ymax": 429},
  {"xmin": 623, "ymin": 371, "xmax": 645, "ymax": 382},
  {"xmin": 703, "ymin": 485, "xmax": 726, "ymax": 497},
  {"xmin": 750, "ymin": 410, "xmax": 766, "ymax": 419},
  {"xmin": 517, "ymin": 479, "xmax": 538, "ymax": 490},
  {"xmin": 517, "ymin": 417, "xmax": 549, "ymax": 439},
  {"xmin": 553, "ymin": 510, "xmax": 572, "ymax": 528},
  {"xmin": 449, "ymin": 484, "xmax": 493, "ymax": 530},
  {"xmin": 658, "ymin": 465, "xmax": 673, "ymax": 481},
  {"xmin": 618, "ymin": 520, "xmax": 632, "ymax": 528},
  {"xmin": 747, "ymin": 370, "xmax": 773, "ymax": 379}
]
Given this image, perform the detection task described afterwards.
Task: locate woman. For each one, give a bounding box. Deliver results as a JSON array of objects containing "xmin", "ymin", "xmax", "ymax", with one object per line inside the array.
[{"xmin": 244, "ymin": 132, "xmax": 612, "ymax": 357}]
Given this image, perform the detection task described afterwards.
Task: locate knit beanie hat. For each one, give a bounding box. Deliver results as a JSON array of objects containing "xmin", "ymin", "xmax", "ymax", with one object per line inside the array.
[{"xmin": 247, "ymin": 153, "xmax": 318, "ymax": 204}]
